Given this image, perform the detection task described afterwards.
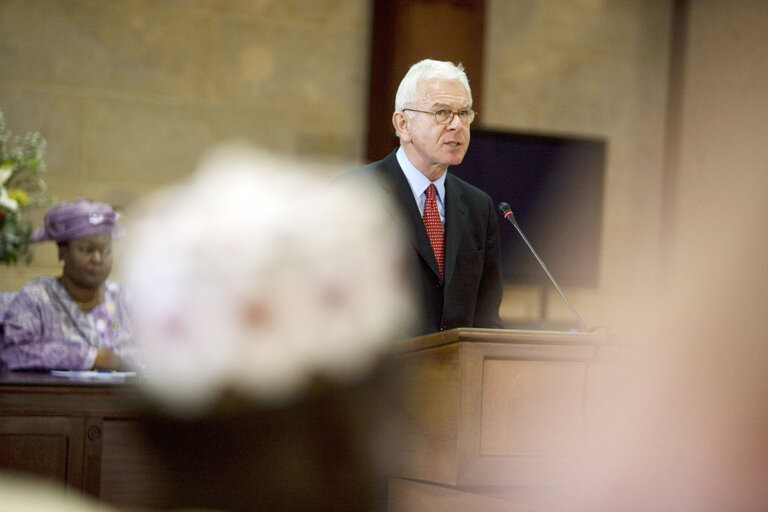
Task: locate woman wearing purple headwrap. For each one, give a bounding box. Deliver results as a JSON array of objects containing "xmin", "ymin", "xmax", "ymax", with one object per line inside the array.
[{"xmin": 0, "ymin": 199, "xmax": 136, "ymax": 371}]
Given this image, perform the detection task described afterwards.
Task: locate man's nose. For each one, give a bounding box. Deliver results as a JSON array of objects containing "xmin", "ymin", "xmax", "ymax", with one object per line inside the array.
[{"xmin": 447, "ymin": 111, "xmax": 463, "ymax": 129}]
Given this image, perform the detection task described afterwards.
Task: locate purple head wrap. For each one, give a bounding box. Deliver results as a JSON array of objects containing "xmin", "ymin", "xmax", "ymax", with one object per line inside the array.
[{"xmin": 28, "ymin": 198, "xmax": 123, "ymax": 244}]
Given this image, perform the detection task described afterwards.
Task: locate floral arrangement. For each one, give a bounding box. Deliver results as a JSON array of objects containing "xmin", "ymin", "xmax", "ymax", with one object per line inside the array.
[
  {"xmin": 0, "ymin": 110, "xmax": 49, "ymax": 264},
  {"xmin": 124, "ymin": 147, "xmax": 417, "ymax": 415}
]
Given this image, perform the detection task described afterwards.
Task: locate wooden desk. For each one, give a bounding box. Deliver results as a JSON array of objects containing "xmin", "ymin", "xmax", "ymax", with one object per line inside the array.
[{"xmin": 0, "ymin": 372, "xmax": 171, "ymax": 508}]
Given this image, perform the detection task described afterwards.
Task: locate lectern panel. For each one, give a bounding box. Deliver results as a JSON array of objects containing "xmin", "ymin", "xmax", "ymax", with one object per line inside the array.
[
  {"xmin": 0, "ymin": 416, "xmax": 85, "ymax": 488},
  {"xmin": 480, "ymin": 359, "xmax": 585, "ymax": 457},
  {"xmin": 392, "ymin": 328, "xmax": 611, "ymax": 492}
]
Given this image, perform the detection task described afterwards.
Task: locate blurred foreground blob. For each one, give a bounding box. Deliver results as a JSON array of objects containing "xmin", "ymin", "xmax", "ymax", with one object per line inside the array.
[
  {"xmin": 122, "ymin": 146, "xmax": 417, "ymax": 415},
  {"xmin": 0, "ymin": 471, "xmax": 117, "ymax": 512},
  {"xmin": 566, "ymin": 168, "xmax": 768, "ymax": 512}
]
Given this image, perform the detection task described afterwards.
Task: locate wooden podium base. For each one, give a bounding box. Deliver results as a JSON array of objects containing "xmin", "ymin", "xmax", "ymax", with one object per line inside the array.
[
  {"xmin": 388, "ymin": 478, "xmax": 527, "ymax": 512},
  {"xmin": 387, "ymin": 327, "xmax": 613, "ymax": 511}
]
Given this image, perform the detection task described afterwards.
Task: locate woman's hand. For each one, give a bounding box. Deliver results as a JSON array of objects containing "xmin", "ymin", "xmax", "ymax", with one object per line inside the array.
[{"xmin": 93, "ymin": 348, "xmax": 127, "ymax": 371}]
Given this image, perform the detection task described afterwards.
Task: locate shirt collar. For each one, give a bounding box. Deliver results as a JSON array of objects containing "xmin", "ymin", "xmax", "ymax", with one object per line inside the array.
[{"xmin": 396, "ymin": 147, "xmax": 447, "ymax": 203}]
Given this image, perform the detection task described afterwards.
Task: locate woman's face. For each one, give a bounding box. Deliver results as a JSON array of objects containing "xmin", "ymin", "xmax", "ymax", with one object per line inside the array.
[{"xmin": 59, "ymin": 233, "xmax": 113, "ymax": 289}]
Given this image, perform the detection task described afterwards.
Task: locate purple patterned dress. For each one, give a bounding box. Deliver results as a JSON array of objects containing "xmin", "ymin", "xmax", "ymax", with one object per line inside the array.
[{"xmin": 0, "ymin": 276, "xmax": 135, "ymax": 370}]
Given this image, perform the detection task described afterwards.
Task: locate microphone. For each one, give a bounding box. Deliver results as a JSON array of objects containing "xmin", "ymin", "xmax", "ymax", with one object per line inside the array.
[{"xmin": 497, "ymin": 202, "xmax": 589, "ymax": 332}]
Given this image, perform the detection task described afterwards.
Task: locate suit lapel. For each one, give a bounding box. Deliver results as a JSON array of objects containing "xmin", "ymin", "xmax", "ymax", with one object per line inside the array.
[
  {"xmin": 377, "ymin": 152, "xmax": 444, "ymax": 279},
  {"xmin": 443, "ymin": 174, "xmax": 468, "ymax": 286}
]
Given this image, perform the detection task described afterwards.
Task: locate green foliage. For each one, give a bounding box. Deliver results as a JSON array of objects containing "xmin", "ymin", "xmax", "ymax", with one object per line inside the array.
[{"xmin": 0, "ymin": 110, "xmax": 49, "ymax": 264}]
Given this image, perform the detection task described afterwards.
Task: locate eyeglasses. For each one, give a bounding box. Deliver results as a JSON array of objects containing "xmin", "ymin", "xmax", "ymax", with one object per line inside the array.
[{"xmin": 402, "ymin": 108, "xmax": 476, "ymax": 126}]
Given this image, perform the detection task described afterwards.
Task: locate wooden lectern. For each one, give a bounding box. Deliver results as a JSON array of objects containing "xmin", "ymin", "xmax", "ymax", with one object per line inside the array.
[{"xmin": 387, "ymin": 327, "xmax": 614, "ymax": 512}]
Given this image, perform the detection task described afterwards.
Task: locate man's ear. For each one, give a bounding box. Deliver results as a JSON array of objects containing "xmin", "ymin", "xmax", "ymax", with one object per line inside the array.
[{"xmin": 392, "ymin": 111, "xmax": 410, "ymax": 142}]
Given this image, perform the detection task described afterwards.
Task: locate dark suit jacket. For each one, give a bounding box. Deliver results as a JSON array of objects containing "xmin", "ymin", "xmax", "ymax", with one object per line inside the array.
[{"xmin": 344, "ymin": 150, "xmax": 504, "ymax": 335}]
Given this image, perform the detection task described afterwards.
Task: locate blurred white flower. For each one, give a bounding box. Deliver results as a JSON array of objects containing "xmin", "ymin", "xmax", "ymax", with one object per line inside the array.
[
  {"xmin": 0, "ymin": 186, "xmax": 18, "ymax": 211},
  {"xmin": 0, "ymin": 164, "xmax": 13, "ymax": 185},
  {"xmin": 1, "ymin": 163, "xmax": 17, "ymax": 210},
  {"xmin": 122, "ymin": 146, "xmax": 416, "ymax": 415}
]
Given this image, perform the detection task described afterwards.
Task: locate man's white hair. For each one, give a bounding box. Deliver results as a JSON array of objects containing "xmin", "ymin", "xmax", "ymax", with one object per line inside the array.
[{"xmin": 394, "ymin": 59, "xmax": 472, "ymax": 111}]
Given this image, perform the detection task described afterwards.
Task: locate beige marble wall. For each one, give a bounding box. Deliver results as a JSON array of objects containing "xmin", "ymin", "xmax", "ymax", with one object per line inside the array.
[
  {"xmin": 0, "ymin": 0, "xmax": 372, "ymax": 289},
  {"xmin": 483, "ymin": 0, "xmax": 673, "ymax": 327},
  {"xmin": 671, "ymin": 0, "xmax": 768, "ymax": 274}
]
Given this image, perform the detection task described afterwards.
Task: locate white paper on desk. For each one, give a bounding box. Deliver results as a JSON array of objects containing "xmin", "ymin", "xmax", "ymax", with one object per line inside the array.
[{"xmin": 50, "ymin": 370, "xmax": 137, "ymax": 381}]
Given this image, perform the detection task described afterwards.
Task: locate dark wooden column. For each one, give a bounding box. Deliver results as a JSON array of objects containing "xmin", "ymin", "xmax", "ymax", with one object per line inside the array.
[{"xmin": 366, "ymin": 0, "xmax": 486, "ymax": 162}]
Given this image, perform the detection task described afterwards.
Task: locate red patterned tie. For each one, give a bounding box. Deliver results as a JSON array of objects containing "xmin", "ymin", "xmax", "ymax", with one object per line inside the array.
[{"xmin": 423, "ymin": 184, "xmax": 444, "ymax": 278}]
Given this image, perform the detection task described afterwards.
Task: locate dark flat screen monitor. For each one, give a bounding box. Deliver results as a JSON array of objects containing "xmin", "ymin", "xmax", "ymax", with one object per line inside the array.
[{"xmin": 450, "ymin": 129, "xmax": 606, "ymax": 288}]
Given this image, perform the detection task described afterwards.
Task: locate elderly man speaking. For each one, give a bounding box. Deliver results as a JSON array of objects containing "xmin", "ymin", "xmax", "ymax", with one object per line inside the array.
[{"xmin": 343, "ymin": 59, "xmax": 504, "ymax": 335}]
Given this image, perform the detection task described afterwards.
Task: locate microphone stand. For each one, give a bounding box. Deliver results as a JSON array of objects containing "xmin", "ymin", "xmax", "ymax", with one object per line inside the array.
[{"xmin": 498, "ymin": 203, "xmax": 589, "ymax": 332}]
